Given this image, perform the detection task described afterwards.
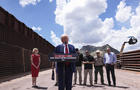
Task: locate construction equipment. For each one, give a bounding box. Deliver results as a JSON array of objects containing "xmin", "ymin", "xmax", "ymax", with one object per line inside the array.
[
  {"xmin": 117, "ymin": 36, "xmax": 138, "ymax": 69},
  {"xmin": 120, "ymin": 36, "xmax": 138, "ymax": 53}
]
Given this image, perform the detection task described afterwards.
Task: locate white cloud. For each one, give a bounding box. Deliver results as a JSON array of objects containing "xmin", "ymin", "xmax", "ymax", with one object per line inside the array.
[
  {"xmin": 53, "ymin": 0, "xmax": 140, "ymax": 52},
  {"xmin": 49, "ymin": 0, "xmax": 53, "ymax": 3},
  {"xmin": 32, "ymin": 26, "xmax": 42, "ymax": 31},
  {"xmin": 55, "ymin": 0, "xmax": 107, "ymax": 44},
  {"xmin": 98, "ymin": 27, "xmax": 138, "ymax": 51},
  {"xmin": 115, "ymin": 0, "xmax": 132, "ymax": 23},
  {"xmin": 50, "ymin": 31, "xmax": 61, "ymax": 46},
  {"xmin": 19, "ymin": 0, "xmax": 41, "ymax": 7},
  {"xmin": 99, "ymin": 2, "xmax": 140, "ymax": 51},
  {"xmin": 127, "ymin": 3, "xmax": 140, "ymax": 51},
  {"xmin": 130, "ymin": 3, "xmax": 140, "ymax": 28}
]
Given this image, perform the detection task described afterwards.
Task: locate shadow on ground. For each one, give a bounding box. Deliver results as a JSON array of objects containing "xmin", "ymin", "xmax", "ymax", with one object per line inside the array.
[
  {"xmin": 33, "ymin": 86, "xmax": 48, "ymax": 90},
  {"xmin": 72, "ymin": 84, "xmax": 129, "ymax": 89},
  {"xmin": 115, "ymin": 86, "xmax": 129, "ymax": 89}
]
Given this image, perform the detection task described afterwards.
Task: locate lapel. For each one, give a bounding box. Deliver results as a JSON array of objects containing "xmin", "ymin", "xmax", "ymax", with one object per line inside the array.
[
  {"xmin": 60, "ymin": 44, "xmax": 64, "ymax": 53},
  {"xmin": 68, "ymin": 44, "xmax": 72, "ymax": 53},
  {"xmin": 59, "ymin": 44, "xmax": 72, "ymax": 53}
]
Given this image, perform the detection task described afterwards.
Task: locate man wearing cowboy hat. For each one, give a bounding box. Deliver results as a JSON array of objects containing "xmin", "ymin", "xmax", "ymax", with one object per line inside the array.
[{"xmin": 94, "ymin": 50, "xmax": 104, "ymax": 85}]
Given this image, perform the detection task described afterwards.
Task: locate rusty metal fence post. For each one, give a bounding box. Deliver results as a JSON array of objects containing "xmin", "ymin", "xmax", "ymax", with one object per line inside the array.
[{"xmin": 22, "ymin": 48, "xmax": 26, "ymax": 72}]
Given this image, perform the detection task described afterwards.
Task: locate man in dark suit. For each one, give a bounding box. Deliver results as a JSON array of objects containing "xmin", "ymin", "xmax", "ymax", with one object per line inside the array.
[{"xmin": 55, "ymin": 35, "xmax": 76, "ymax": 90}]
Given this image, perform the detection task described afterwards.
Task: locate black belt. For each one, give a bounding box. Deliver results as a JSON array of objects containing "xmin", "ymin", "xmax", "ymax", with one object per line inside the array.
[{"xmin": 106, "ymin": 63, "xmax": 114, "ymax": 65}]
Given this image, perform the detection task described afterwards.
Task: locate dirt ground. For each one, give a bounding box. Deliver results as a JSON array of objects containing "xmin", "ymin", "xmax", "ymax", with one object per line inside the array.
[{"xmin": 0, "ymin": 67, "xmax": 140, "ymax": 90}]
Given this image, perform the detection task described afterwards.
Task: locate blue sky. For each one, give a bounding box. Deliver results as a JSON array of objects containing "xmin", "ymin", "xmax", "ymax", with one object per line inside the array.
[
  {"xmin": 0, "ymin": 0, "xmax": 63, "ymax": 44},
  {"xmin": 0, "ymin": 0, "xmax": 140, "ymax": 51}
]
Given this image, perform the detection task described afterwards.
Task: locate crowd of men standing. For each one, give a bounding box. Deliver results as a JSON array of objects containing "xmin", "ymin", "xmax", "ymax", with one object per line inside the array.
[
  {"xmin": 74, "ymin": 48, "xmax": 116, "ymax": 87},
  {"xmin": 53, "ymin": 35, "xmax": 117, "ymax": 90}
]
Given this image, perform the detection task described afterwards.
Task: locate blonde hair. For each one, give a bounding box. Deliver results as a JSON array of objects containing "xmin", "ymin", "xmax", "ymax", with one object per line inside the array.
[
  {"xmin": 61, "ymin": 35, "xmax": 69, "ymax": 41},
  {"xmin": 32, "ymin": 48, "xmax": 39, "ymax": 53}
]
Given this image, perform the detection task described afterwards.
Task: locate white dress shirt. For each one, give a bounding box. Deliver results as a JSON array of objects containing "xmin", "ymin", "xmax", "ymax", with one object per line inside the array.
[
  {"xmin": 104, "ymin": 52, "xmax": 117, "ymax": 64},
  {"xmin": 63, "ymin": 44, "xmax": 69, "ymax": 54}
]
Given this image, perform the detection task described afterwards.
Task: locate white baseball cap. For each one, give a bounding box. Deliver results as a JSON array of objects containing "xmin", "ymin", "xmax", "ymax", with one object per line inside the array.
[{"xmin": 96, "ymin": 50, "xmax": 101, "ymax": 53}]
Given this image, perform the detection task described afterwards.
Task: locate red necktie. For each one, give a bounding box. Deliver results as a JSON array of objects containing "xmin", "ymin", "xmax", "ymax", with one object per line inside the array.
[
  {"xmin": 65, "ymin": 44, "xmax": 69, "ymax": 66},
  {"xmin": 65, "ymin": 44, "xmax": 69, "ymax": 54}
]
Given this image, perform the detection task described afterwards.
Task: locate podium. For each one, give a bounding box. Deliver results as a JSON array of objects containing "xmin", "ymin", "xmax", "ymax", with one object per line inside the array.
[
  {"xmin": 49, "ymin": 53, "xmax": 78, "ymax": 62},
  {"xmin": 49, "ymin": 53, "xmax": 78, "ymax": 88}
]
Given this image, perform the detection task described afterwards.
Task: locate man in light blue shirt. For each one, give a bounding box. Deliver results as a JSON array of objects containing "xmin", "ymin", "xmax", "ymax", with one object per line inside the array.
[
  {"xmin": 104, "ymin": 51, "xmax": 117, "ymax": 64},
  {"xmin": 104, "ymin": 48, "xmax": 117, "ymax": 87}
]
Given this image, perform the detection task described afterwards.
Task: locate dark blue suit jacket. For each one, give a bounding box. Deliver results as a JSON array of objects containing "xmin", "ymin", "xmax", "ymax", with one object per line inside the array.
[{"xmin": 55, "ymin": 44, "xmax": 76, "ymax": 72}]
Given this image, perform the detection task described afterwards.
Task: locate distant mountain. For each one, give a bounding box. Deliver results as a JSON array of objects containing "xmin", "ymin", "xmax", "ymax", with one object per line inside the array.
[{"xmin": 80, "ymin": 44, "xmax": 119, "ymax": 56}]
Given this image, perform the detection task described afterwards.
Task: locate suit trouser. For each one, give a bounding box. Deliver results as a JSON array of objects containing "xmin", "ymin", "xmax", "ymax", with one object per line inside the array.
[
  {"xmin": 74, "ymin": 66, "xmax": 82, "ymax": 84},
  {"xmin": 94, "ymin": 66, "xmax": 104, "ymax": 83},
  {"xmin": 84, "ymin": 69, "xmax": 93, "ymax": 85},
  {"xmin": 105, "ymin": 64, "xmax": 116, "ymax": 85},
  {"xmin": 57, "ymin": 64, "xmax": 73, "ymax": 90}
]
